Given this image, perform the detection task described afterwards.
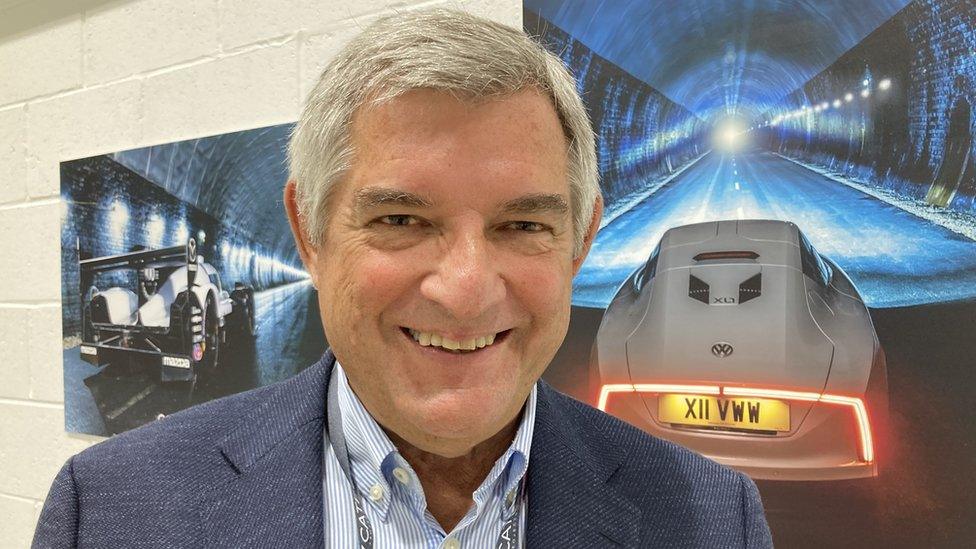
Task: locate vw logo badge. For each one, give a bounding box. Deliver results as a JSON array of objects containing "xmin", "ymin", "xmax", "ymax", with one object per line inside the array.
[{"xmin": 711, "ymin": 342, "xmax": 733, "ymax": 358}]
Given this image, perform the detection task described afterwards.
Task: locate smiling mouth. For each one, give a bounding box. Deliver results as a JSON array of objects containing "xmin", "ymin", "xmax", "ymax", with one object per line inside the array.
[{"xmin": 400, "ymin": 327, "xmax": 511, "ymax": 354}]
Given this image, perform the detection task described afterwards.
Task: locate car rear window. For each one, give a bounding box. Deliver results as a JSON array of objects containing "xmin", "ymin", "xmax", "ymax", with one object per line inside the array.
[
  {"xmin": 634, "ymin": 244, "xmax": 661, "ymax": 292},
  {"xmin": 798, "ymin": 232, "xmax": 832, "ymax": 287}
]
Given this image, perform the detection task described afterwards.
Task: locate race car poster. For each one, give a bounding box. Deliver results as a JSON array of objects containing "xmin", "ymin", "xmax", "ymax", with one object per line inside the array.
[
  {"xmin": 60, "ymin": 123, "xmax": 325, "ymax": 436},
  {"xmin": 524, "ymin": 0, "xmax": 976, "ymax": 546}
]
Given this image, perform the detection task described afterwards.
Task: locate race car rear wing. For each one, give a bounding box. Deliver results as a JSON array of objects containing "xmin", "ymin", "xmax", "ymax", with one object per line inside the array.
[{"xmin": 79, "ymin": 238, "xmax": 200, "ymax": 293}]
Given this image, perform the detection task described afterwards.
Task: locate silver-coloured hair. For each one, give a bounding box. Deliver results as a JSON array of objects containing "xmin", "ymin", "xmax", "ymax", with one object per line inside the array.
[{"xmin": 288, "ymin": 8, "xmax": 598, "ymax": 256}]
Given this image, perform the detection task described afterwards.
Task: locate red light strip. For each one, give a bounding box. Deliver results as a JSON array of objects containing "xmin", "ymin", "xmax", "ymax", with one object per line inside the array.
[
  {"xmin": 598, "ymin": 383, "xmax": 874, "ymax": 463},
  {"xmin": 597, "ymin": 384, "xmax": 721, "ymax": 414}
]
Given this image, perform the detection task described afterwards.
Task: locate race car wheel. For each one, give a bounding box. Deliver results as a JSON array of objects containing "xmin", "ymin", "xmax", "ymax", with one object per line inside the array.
[
  {"xmin": 199, "ymin": 295, "xmax": 220, "ymax": 370},
  {"xmin": 230, "ymin": 285, "xmax": 256, "ymax": 338}
]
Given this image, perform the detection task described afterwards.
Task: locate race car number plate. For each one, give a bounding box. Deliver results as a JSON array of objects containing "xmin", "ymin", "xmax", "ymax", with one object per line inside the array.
[{"xmin": 659, "ymin": 394, "xmax": 790, "ymax": 432}]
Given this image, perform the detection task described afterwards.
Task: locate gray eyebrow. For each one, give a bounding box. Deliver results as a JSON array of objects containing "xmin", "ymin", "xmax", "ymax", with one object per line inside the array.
[
  {"xmin": 499, "ymin": 193, "xmax": 569, "ymax": 216},
  {"xmin": 353, "ymin": 187, "xmax": 568, "ymax": 216},
  {"xmin": 353, "ymin": 187, "xmax": 433, "ymax": 210}
]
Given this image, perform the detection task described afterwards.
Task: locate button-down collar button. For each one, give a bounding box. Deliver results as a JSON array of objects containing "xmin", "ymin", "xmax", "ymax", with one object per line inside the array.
[
  {"xmin": 505, "ymin": 489, "xmax": 516, "ymax": 507},
  {"xmin": 368, "ymin": 484, "xmax": 384, "ymax": 502},
  {"xmin": 444, "ymin": 537, "xmax": 460, "ymax": 549},
  {"xmin": 392, "ymin": 467, "xmax": 410, "ymax": 485}
]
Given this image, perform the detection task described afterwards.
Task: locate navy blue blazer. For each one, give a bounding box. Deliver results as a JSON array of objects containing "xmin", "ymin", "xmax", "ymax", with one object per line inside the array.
[{"xmin": 34, "ymin": 350, "xmax": 772, "ymax": 548}]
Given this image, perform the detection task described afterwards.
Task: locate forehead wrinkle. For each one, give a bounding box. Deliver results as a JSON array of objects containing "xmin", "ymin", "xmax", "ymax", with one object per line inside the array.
[
  {"xmin": 353, "ymin": 186, "xmax": 434, "ymax": 212},
  {"xmin": 500, "ymin": 193, "xmax": 569, "ymax": 216}
]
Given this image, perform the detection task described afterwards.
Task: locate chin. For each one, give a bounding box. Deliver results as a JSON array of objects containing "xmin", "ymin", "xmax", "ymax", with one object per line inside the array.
[{"xmin": 407, "ymin": 393, "xmax": 516, "ymax": 445}]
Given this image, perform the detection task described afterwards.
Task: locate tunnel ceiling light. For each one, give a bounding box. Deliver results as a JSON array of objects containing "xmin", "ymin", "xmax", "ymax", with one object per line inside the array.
[
  {"xmin": 861, "ymin": 88, "xmax": 871, "ymax": 98},
  {"xmin": 814, "ymin": 105, "xmax": 823, "ymax": 112},
  {"xmin": 862, "ymin": 78, "xmax": 870, "ymax": 87},
  {"xmin": 879, "ymin": 78, "xmax": 891, "ymax": 90},
  {"xmin": 109, "ymin": 200, "xmax": 129, "ymax": 238},
  {"xmin": 174, "ymin": 221, "xmax": 189, "ymax": 245},
  {"xmin": 820, "ymin": 101, "xmax": 830, "ymax": 110},
  {"xmin": 833, "ymin": 99, "xmax": 842, "ymax": 108},
  {"xmin": 845, "ymin": 92, "xmax": 854, "ymax": 102},
  {"xmin": 147, "ymin": 213, "xmax": 165, "ymax": 247}
]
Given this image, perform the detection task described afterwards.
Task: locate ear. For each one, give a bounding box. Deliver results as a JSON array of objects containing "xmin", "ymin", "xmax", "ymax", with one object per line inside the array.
[
  {"xmin": 284, "ymin": 180, "xmax": 321, "ymax": 288},
  {"xmin": 571, "ymin": 193, "xmax": 603, "ymax": 276}
]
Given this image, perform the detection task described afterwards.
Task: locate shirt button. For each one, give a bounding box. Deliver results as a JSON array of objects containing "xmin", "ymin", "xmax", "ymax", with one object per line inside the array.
[
  {"xmin": 368, "ymin": 484, "xmax": 384, "ymax": 502},
  {"xmin": 444, "ymin": 538, "xmax": 460, "ymax": 549},
  {"xmin": 392, "ymin": 467, "xmax": 410, "ymax": 485},
  {"xmin": 505, "ymin": 489, "xmax": 516, "ymax": 507}
]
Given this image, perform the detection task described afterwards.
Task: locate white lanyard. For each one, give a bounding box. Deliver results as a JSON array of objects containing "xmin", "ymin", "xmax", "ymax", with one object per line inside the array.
[{"xmin": 325, "ymin": 369, "xmax": 524, "ymax": 548}]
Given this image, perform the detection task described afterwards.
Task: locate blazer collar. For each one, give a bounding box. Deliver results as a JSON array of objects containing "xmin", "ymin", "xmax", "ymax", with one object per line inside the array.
[
  {"xmin": 199, "ymin": 350, "xmax": 334, "ymax": 548},
  {"xmin": 200, "ymin": 350, "xmax": 639, "ymax": 547},
  {"xmin": 526, "ymin": 381, "xmax": 641, "ymax": 547}
]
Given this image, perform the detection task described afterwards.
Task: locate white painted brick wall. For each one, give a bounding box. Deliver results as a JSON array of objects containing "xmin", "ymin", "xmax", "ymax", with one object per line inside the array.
[{"xmin": 0, "ymin": 0, "xmax": 521, "ymax": 545}]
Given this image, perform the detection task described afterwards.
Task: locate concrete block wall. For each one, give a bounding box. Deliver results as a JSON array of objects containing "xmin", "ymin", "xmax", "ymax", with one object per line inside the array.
[{"xmin": 0, "ymin": 0, "xmax": 520, "ymax": 545}]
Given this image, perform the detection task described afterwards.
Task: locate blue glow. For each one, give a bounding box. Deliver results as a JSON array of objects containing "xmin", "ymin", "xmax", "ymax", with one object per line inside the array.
[
  {"xmin": 573, "ymin": 151, "xmax": 976, "ymax": 309},
  {"xmin": 525, "ymin": 0, "xmax": 911, "ymax": 121}
]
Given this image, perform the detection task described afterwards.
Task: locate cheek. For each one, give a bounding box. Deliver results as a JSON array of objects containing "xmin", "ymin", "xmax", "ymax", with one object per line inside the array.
[
  {"xmin": 504, "ymin": 254, "xmax": 574, "ymax": 317},
  {"xmin": 321, "ymin": 246, "xmax": 419, "ymax": 327}
]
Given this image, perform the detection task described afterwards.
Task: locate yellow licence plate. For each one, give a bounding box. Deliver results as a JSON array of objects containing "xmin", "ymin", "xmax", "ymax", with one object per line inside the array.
[{"xmin": 659, "ymin": 394, "xmax": 790, "ymax": 432}]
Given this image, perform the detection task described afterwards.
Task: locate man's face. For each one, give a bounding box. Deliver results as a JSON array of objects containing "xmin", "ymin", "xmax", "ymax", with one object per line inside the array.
[{"xmin": 290, "ymin": 88, "xmax": 598, "ymax": 456}]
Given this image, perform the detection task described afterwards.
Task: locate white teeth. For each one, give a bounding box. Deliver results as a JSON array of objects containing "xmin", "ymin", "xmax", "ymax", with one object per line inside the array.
[{"xmin": 408, "ymin": 328, "xmax": 501, "ymax": 352}]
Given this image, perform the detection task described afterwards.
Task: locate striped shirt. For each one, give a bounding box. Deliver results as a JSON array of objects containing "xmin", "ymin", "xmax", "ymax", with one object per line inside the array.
[{"xmin": 323, "ymin": 362, "xmax": 537, "ymax": 548}]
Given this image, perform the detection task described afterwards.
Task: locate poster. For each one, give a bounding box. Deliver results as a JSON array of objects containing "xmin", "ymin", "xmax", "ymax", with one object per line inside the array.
[
  {"xmin": 59, "ymin": 124, "xmax": 326, "ymax": 435},
  {"xmin": 525, "ymin": 0, "xmax": 976, "ymax": 546}
]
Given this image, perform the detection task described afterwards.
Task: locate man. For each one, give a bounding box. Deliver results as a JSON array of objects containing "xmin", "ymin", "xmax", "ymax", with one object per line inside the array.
[{"xmin": 34, "ymin": 8, "xmax": 771, "ymax": 548}]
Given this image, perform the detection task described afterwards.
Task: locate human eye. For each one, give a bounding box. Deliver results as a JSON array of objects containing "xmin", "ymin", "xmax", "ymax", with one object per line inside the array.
[
  {"xmin": 504, "ymin": 221, "xmax": 550, "ymax": 233},
  {"xmin": 375, "ymin": 214, "xmax": 422, "ymax": 227}
]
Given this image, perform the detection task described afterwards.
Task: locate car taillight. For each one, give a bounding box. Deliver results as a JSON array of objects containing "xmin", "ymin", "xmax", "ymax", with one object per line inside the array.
[
  {"xmin": 598, "ymin": 384, "xmax": 720, "ymax": 411},
  {"xmin": 192, "ymin": 343, "xmax": 204, "ymax": 361},
  {"xmin": 599, "ymin": 383, "xmax": 874, "ymax": 463}
]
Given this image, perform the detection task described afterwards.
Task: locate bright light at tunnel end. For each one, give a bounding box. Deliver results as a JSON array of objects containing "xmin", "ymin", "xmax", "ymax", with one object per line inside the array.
[{"xmin": 712, "ymin": 118, "xmax": 749, "ymax": 153}]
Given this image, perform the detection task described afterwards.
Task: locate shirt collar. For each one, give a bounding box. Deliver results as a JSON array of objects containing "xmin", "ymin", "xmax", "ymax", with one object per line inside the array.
[{"xmin": 333, "ymin": 361, "xmax": 537, "ymax": 521}]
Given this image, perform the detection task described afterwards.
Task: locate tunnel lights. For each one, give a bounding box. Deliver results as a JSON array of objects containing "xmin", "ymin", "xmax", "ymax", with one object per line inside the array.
[
  {"xmin": 814, "ymin": 105, "xmax": 823, "ymax": 113},
  {"xmin": 862, "ymin": 78, "xmax": 870, "ymax": 87},
  {"xmin": 845, "ymin": 93, "xmax": 854, "ymax": 102},
  {"xmin": 833, "ymin": 99, "xmax": 842, "ymax": 108},
  {"xmin": 878, "ymin": 78, "xmax": 891, "ymax": 90},
  {"xmin": 820, "ymin": 102, "xmax": 830, "ymax": 110},
  {"xmin": 861, "ymin": 88, "xmax": 871, "ymax": 98},
  {"xmin": 109, "ymin": 199, "xmax": 129, "ymax": 238},
  {"xmin": 174, "ymin": 221, "xmax": 189, "ymax": 246},
  {"xmin": 197, "ymin": 230, "xmax": 207, "ymax": 244},
  {"xmin": 147, "ymin": 213, "xmax": 165, "ymax": 247}
]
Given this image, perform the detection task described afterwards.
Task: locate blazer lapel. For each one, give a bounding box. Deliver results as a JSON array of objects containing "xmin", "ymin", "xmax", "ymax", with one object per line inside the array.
[
  {"xmin": 196, "ymin": 351, "xmax": 335, "ymax": 548},
  {"xmin": 526, "ymin": 382, "xmax": 640, "ymax": 547}
]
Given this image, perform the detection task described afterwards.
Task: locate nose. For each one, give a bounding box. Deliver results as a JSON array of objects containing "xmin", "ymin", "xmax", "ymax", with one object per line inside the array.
[{"xmin": 419, "ymin": 228, "xmax": 506, "ymax": 321}]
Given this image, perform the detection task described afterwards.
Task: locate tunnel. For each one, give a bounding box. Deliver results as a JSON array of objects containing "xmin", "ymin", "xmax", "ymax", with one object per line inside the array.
[
  {"xmin": 524, "ymin": 1, "xmax": 976, "ymax": 547},
  {"xmin": 524, "ymin": 0, "xmax": 976, "ymax": 309}
]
